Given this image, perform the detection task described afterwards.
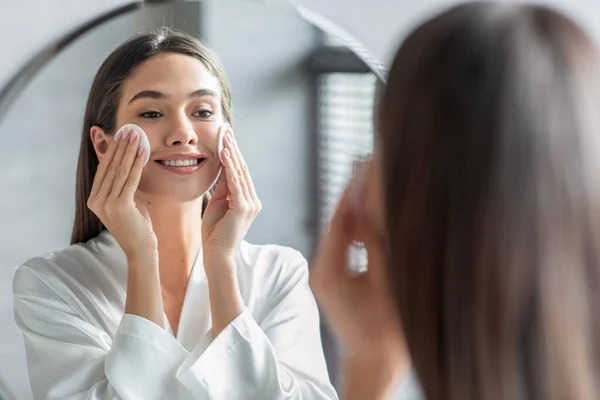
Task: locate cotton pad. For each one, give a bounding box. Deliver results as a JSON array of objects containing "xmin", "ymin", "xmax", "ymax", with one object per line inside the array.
[{"xmin": 117, "ymin": 124, "xmax": 151, "ymax": 166}]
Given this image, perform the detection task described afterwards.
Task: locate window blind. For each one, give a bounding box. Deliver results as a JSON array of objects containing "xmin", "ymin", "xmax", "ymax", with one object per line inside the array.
[{"xmin": 317, "ymin": 72, "xmax": 377, "ymax": 230}]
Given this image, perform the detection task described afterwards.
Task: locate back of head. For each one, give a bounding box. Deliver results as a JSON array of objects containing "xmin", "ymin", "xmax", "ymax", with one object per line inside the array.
[{"xmin": 379, "ymin": 2, "xmax": 600, "ymax": 399}]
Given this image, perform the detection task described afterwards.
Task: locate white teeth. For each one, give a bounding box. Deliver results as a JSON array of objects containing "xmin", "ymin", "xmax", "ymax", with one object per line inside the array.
[{"xmin": 160, "ymin": 159, "xmax": 199, "ymax": 167}]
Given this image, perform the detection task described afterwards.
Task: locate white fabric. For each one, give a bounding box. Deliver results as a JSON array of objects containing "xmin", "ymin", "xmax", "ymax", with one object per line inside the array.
[{"xmin": 13, "ymin": 231, "xmax": 337, "ymax": 400}]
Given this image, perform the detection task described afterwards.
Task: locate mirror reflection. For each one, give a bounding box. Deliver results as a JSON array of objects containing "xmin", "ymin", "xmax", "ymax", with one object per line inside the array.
[{"xmin": 0, "ymin": 1, "xmax": 381, "ymax": 399}]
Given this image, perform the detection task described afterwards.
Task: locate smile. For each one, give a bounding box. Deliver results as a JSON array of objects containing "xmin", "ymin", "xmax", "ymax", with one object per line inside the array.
[
  {"xmin": 155, "ymin": 157, "xmax": 207, "ymax": 175},
  {"xmin": 158, "ymin": 158, "xmax": 202, "ymax": 167}
]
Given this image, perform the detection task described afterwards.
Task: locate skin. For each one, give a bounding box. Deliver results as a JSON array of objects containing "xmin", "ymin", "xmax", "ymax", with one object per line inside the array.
[
  {"xmin": 88, "ymin": 53, "xmax": 261, "ymax": 338},
  {"xmin": 309, "ymin": 149, "xmax": 411, "ymax": 399}
]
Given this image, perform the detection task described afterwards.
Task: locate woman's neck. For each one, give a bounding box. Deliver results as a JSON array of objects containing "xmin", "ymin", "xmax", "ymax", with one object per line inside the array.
[{"xmin": 145, "ymin": 196, "xmax": 203, "ymax": 293}]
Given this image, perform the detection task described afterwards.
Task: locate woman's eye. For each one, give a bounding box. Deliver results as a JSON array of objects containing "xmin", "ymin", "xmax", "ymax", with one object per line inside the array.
[
  {"xmin": 140, "ymin": 111, "xmax": 162, "ymax": 119},
  {"xmin": 194, "ymin": 109, "xmax": 213, "ymax": 118}
]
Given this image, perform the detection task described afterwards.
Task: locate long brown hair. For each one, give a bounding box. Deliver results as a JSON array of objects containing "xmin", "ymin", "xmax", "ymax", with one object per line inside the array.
[
  {"xmin": 71, "ymin": 29, "xmax": 232, "ymax": 245},
  {"xmin": 379, "ymin": 2, "xmax": 600, "ymax": 399}
]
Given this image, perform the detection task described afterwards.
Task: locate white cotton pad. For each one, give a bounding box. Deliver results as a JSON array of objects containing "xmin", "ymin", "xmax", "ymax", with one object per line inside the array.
[{"xmin": 117, "ymin": 124, "xmax": 151, "ymax": 166}]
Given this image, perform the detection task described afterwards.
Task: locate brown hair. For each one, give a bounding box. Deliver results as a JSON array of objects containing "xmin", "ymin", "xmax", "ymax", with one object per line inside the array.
[
  {"xmin": 71, "ymin": 28, "xmax": 232, "ymax": 245},
  {"xmin": 379, "ymin": 2, "xmax": 600, "ymax": 399}
]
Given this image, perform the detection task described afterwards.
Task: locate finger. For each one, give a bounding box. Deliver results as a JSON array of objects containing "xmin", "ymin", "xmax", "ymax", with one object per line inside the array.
[
  {"xmin": 221, "ymin": 147, "xmax": 245, "ymax": 206},
  {"xmin": 357, "ymin": 207, "xmax": 389, "ymax": 285},
  {"xmin": 96, "ymin": 129, "xmax": 132, "ymax": 201},
  {"xmin": 230, "ymin": 134, "xmax": 259, "ymax": 204},
  {"xmin": 121, "ymin": 147, "xmax": 146, "ymax": 200},
  {"xmin": 347, "ymin": 160, "xmax": 387, "ymax": 281},
  {"xmin": 211, "ymin": 167, "xmax": 229, "ymax": 201},
  {"xmin": 224, "ymin": 132, "xmax": 252, "ymax": 202},
  {"xmin": 327, "ymin": 179, "xmax": 366, "ymax": 267},
  {"xmin": 89, "ymin": 130, "xmax": 123, "ymax": 200},
  {"xmin": 312, "ymin": 184, "xmax": 357, "ymax": 275},
  {"xmin": 311, "ymin": 170, "xmax": 373, "ymax": 295},
  {"xmin": 111, "ymin": 131, "xmax": 141, "ymax": 199},
  {"xmin": 310, "ymin": 221, "xmax": 355, "ymax": 294},
  {"xmin": 331, "ymin": 180, "xmax": 361, "ymax": 237}
]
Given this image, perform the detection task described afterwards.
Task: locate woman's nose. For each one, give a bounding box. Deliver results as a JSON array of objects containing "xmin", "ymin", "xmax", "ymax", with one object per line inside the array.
[{"xmin": 165, "ymin": 116, "xmax": 198, "ymax": 147}]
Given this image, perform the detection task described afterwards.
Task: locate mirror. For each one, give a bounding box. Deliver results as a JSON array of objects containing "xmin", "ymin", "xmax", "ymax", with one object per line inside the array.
[{"xmin": 0, "ymin": 1, "xmax": 383, "ymax": 398}]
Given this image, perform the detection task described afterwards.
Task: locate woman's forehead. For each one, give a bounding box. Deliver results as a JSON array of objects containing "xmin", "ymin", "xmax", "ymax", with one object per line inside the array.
[{"xmin": 122, "ymin": 53, "xmax": 221, "ymax": 99}]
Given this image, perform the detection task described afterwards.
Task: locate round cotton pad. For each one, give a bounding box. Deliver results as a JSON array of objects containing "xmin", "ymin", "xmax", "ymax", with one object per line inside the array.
[{"xmin": 117, "ymin": 124, "xmax": 151, "ymax": 166}]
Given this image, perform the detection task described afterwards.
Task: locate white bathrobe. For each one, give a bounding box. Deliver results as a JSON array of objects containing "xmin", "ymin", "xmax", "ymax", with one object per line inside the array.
[{"xmin": 12, "ymin": 230, "xmax": 338, "ymax": 400}]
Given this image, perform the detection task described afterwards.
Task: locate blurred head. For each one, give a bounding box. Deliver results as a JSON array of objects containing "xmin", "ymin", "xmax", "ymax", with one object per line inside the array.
[
  {"xmin": 366, "ymin": 2, "xmax": 600, "ymax": 399},
  {"xmin": 71, "ymin": 29, "xmax": 232, "ymax": 244}
]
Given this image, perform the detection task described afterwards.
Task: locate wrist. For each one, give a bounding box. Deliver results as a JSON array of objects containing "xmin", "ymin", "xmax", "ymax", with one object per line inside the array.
[
  {"xmin": 204, "ymin": 256, "xmax": 244, "ymax": 338},
  {"xmin": 126, "ymin": 250, "xmax": 159, "ymax": 269},
  {"xmin": 203, "ymin": 254, "xmax": 236, "ymax": 277}
]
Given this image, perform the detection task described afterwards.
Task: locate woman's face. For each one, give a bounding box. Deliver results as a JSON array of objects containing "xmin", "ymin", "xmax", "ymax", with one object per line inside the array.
[{"xmin": 106, "ymin": 52, "xmax": 225, "ymax": 202}]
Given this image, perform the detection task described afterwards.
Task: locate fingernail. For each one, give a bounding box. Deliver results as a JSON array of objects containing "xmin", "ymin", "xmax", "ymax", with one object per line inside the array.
[
  {"xmin": 137, "ymin": 147, "xmax": 144, "ymax": 157},
  {"xmin": 225, "ymin": 133, "xmax": 232, "ymax": 144},
  {"xmin": 122, "ymin": 129, "xmax": 132, "ymax": 141},
  {"xmin": 114, "ymin": 129, "xmax": 124, "ymax": 141},
  {"xmin": 130, "ymin": 131, "xmax": 139, "ymax": 143},
  {"xmin": 223, "ymin": 148, "xmax": 230, "ymax": 158}
]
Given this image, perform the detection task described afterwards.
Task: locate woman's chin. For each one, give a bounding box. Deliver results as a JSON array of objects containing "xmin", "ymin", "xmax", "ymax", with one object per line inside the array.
[{"xmin": 137, "ymin": 184, "xmax": 212, "ymax": 203}]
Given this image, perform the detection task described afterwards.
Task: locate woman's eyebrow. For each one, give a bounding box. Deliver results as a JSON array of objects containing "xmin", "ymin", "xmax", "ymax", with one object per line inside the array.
[{"xmin": 128, "ymin": 88, "xmax": 218, "ymax": 104}]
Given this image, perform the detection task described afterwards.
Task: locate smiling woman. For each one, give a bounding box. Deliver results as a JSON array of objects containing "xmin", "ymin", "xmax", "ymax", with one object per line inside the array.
[
  {"xmin": 76, "ymin": 37, "xmax": 231, "ymax": 247},
  {"xmin": 11, "ymin": 29, "xmax": 338, "ymax": 400}
]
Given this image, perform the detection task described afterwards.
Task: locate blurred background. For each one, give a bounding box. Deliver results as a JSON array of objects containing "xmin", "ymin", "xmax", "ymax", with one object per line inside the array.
[{"xmin": 1, "ymin": 0, "xmax": 600, "ymax": 399}]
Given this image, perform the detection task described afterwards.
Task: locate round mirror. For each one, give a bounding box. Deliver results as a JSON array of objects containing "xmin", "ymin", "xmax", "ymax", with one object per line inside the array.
[{"xmin": 0, "ymin": 1, "xmax": 383, "ymax": 398}]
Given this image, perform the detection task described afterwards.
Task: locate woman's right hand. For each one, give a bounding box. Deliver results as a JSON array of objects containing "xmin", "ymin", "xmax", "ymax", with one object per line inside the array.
[
  {"xmin": 87, "ymin": 127, "xmax": 157, "ymax": 260},
  {"xmin": 309, "ymin": 166, "xmax": 409, "ymax": 398}
]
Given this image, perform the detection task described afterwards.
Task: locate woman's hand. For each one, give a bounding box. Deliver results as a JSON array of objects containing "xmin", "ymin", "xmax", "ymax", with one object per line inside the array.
[
  {"xmin": 201, "ymin": 125, "xmax": 262, "ymax": 267},
  {"xmin": 201, "ymin": 125, "xmax": 260, "ymax": 336},
  {"xmin": 309, "ymin": 165, "xmax": 409, "ymax": 398},
  {"xmin": 87, "ymin": 127, "xmax": 157, "ymax": 261}
]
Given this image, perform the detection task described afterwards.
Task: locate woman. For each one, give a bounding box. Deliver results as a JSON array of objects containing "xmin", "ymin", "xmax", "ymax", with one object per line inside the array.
[
  {"xmin": 311, "ymin": 2, "xmax": 600, "ymax": 400},
  {"xmin": 13, "ymin": 29, "xmax": 337, "ymax": 400}
]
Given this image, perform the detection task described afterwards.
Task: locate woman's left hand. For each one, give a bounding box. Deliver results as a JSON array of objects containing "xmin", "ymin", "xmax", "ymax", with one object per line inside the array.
[{"xmin": 202, "ymin": 125, "xmax": 262, "ymax": 265}]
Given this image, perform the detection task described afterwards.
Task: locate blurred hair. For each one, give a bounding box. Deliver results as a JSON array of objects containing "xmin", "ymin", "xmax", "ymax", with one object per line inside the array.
[{"xmin": 379, "ymin": 2, "xmax": 600, "ymax": 399}]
